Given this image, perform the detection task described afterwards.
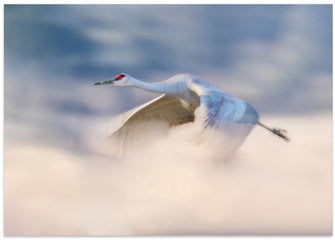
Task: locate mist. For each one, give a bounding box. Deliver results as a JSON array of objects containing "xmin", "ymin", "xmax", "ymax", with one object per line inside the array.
[{"xmin": 4, "ymin": 113, "xmax": 332, "ymax": 235}]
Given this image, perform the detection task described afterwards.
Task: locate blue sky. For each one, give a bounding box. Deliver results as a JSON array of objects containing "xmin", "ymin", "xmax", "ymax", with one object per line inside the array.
[
  {"xmin": 4, "ymin": 5, "xmax": 332, "ymax": 146},
  {"xmin": 5, "ymin": 5, "xmax": 331, "ymax": 77}
]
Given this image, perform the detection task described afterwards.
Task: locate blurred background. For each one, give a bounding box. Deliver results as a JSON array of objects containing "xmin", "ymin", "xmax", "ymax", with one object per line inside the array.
[{"xmin": 4, "ymin": 5, "xmax": 332, "ymax": 235}]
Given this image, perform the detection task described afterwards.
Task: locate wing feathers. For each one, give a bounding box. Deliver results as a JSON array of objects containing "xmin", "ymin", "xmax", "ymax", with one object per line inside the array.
[
  {"xmin": 197, "ymin": 93, "xmax": 259, "ymax": 128},
  {"xmin": 107, "ymin": 94, "xmax": 195, "ymax": 154}
]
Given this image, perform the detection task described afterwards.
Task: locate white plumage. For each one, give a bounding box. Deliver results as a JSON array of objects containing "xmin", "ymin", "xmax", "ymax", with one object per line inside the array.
[{"xmin": 95, "ymin": 73, "xmax": 289, "ymax": 154}]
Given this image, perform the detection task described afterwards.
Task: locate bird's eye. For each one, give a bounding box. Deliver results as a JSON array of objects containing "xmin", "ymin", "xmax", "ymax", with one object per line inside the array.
[{"xmin": 114, "ymin": 74, "xmax": 125, "ymax": 81}]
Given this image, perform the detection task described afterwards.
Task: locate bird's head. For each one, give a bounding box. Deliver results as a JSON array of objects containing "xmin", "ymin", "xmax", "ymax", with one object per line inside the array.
[{"xmin": 94, "ymin": 73, "xmax": 134, "ymax": 86}]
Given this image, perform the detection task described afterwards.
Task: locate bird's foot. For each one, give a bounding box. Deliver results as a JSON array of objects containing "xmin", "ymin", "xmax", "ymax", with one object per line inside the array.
[{"xmin": 271, "ymin": 128, "xmax": 290, "ymax": 142}]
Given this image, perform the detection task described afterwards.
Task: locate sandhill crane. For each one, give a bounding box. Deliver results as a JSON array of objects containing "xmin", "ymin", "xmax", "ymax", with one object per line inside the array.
[{"xmin": 94, "ymin": 73, "xmax": 289, "ymax": 154}]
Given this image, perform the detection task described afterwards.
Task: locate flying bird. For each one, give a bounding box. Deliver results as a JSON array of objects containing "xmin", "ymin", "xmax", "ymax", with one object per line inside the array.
[{"xmin": 94, "ymin": 73, "xmax": 289, "ymax": 154}]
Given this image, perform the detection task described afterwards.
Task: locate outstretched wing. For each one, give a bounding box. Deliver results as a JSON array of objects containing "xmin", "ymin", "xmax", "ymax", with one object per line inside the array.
[
  {"xmin": 107, "ymin": 94, "xmax": 195, "ymax": 154},
  {"xmin": 188, "ymin": 79, "xmax": 259, "ymax": 128},
  {"xmin": 198, "ymin": 93, "xmax": 259, "ymax": 127},
  {"xmin": 192, "ymin": 90, "xmax": 259, "ymax": 155}
]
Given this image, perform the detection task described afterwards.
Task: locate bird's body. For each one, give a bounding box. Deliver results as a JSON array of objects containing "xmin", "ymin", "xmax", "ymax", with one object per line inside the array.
[{"xmin": 94, "ymin": 73, "xmax": 289, "ymax": 155}]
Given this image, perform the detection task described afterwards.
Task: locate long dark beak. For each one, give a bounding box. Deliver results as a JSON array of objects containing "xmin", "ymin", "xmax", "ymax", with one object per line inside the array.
[{"xmin": 94, "ymin": 79, "xmax": 114, "ymax": 86}]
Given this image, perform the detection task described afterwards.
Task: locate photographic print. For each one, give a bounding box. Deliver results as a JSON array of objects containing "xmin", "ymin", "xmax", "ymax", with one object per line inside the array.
[{"xmin": 4, "ymin": 4, "xmax": 332, "ymax": 235}]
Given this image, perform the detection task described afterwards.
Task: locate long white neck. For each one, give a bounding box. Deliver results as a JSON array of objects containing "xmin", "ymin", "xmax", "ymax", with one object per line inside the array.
[
  {"xmin": 128, "ymin": 77, "xmax": 184, "ymax": 96},
  {"xmin": 125, "ymin": 75, "xmax": 199, "ymax": 109}
]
